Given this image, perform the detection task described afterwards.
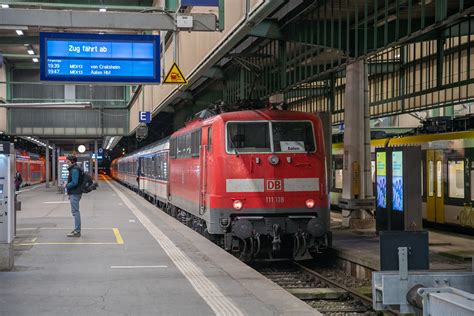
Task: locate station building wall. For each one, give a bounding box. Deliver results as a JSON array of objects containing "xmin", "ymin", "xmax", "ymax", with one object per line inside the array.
[
  {"xmin": 129, "ymin": 0, "xmax": 263, "ymax": 133},
  {"xmin": 0, "ymin": 66, "xmax": 6, "ymax": 133}
]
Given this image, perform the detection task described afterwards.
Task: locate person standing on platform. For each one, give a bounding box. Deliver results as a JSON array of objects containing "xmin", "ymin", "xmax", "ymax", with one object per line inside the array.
[
  {"xmin": 14, "ymin": 170, "xmax": 22, "ymax": 192},
  {"xmin": 65, "ymin": 155, "xmax": 83, "ymax": 237}
]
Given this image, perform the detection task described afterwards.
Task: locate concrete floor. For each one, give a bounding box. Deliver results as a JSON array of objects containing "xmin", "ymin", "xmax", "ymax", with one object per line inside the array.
[
  {"xmin": 0, "ymin": 178, "xmax": 319, "ymax": 316},
  {"xmin": 330, "ymin": 212, "xmax": 474, "ymax": 272}
]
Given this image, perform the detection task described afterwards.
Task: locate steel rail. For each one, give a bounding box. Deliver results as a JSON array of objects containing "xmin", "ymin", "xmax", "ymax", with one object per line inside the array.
[{"xmin": 293, "ymin": 262, "xmax": 374, "ymax": 305}]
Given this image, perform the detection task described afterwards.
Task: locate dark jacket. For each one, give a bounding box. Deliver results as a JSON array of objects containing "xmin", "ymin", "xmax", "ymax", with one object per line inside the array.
[{"xmin": 67, "ymin": 164, "xmax": 83, "ymax": 195}]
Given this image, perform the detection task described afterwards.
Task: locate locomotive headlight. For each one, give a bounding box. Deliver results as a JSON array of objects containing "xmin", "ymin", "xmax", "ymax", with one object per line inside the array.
[
  {"xmin": 305, "ymin": 199, "xmax": 315, "ymax": 208},
  {"xmin": 233, "ymin": 200, "xmax": 243, "ymax": 210},
  {"xmin": 268, "ymin": 155, "xmax": 280, "ymax": 165}
]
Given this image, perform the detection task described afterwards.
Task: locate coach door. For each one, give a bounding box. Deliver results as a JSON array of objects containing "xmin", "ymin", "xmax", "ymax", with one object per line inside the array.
[
  {"xmin": 199, "ymin": 126, "xmax": 211, "ymax": 214},
  {"xmin": 426, "ymin": 150, "xmax": 445, "ymax": 223}
]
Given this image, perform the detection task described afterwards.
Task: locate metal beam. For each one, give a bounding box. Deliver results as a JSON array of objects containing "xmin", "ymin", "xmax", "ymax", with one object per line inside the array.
[
  {"xmin": 1, "ymin": 1, "xmax": 154, "ymax": 11},
  {"xmin": 0, "ymin": 36, "xmax": 39, "ymax": 45},
  {"xmin": 0, "ymin": 8, "xmax": 217, "ymax": 31}
]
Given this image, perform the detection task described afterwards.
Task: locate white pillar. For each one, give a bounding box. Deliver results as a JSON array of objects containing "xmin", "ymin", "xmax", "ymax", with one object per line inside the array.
[
  {"xmin": 52, "ymin": 144, "xmax": 56, "ymax": 185},
  {"xmin": 45, "ymin": 140, "xmax": 50, "ymax": 188},
  {"xmin": 56, "ymin": 147, "xmax": 61, "ymax": 187},
  {"xmin": 94, "ymin": 140, "xmax": 98, "ymax": 181},
  {"xmin": 341, "ymin": 59, "xmax": 374, "ymax": 228}
]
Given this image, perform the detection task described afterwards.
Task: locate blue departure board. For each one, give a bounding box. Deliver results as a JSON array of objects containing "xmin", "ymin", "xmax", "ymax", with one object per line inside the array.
[{"xmin": 40, "ymin": 32, "xmax": 160, "ymax": 83}]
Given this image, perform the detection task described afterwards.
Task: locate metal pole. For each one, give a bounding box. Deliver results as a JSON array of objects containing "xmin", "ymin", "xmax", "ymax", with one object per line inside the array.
[
  {"xmin": 56, "ymin": 147, "xmax": 61, "ymax": 189},
  {"xmin": 45, "ymin": 140, "xmax": 50, "ymax": 188},
  {"xmin": 52, "ymin": 144, "xmax": 56, "ymax": 185},
  {"xmin": 94, "ymin": 140, "xmax": 98, "ymax": 182}
]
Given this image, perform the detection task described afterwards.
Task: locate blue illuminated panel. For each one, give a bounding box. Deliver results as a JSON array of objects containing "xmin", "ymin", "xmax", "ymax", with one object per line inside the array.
[
  {"xmin": 40, "ymin": 33, "xmax": 160, "ymax": 83},
  {"xmin": 181, "ymin": 0, "xmax": 219, "ymax": 6}
]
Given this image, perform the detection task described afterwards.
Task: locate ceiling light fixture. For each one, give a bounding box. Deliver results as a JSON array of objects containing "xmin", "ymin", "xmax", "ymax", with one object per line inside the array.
[
  {"xmin": 16, "ymin": 29, "xmax": 24, "ymax": 36},
  {"xmin": 32, "ymin": 58, "xmax": 38, "ymax": 62},
  {"xmin": 99, "ymin": 8, "xmax": 107, "ymax": 12},
  {"xmin": 1, "ymin": 4, "xmax": 9, "ymax": 9},
  {"xmin": 27, "ymin": 49, "xmax": 34, "ymax": 55}
]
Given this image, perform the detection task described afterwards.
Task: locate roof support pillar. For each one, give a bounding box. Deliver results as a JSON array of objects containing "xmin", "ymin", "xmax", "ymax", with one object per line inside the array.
[
  {"xmin": 45, "ymin": 140, "xmax": 50, "ymax": 188},
  {"xmin": 340, "ymin": 59, "xmax": 375, "ymax": 228}
]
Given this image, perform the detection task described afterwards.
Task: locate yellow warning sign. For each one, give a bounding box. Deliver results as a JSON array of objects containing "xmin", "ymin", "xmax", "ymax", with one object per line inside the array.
[{"xmin": 163, "ymin": 62, "xmax": 187, "ymax": 84}]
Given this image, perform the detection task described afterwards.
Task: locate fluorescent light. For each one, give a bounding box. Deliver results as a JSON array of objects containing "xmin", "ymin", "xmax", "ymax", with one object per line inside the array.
[
  {"xmin": 27, "ymin": 49, "xmax": 35, "ymax": 55},
  {"xmin": 99, "ymin": 8, "xmax": 107, "ymax": 12},
  {"xmin": 32, "ymin": 58, "xmax": 38, "ymax": 63},
  {"xmin": 1, "ymin": 4, "xmax": 9, "ymax": 9},
  {"xmin": 16, "ymin": 30, "xmax": 24, "ymax": 36}
]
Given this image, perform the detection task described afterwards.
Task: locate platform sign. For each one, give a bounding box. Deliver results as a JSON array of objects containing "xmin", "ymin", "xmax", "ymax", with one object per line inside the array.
[
  {"xmin": 139, "ymin": 111, "xmax": 152, "ymax": 123},
  {"xmin": 392, "ymin": 151, "xmax": 404, "ymax": 212},
  {"xmin": 181, "ymin": 0, "xmax": 219, "ymax": 6},
  {"xmin": 40, "ymin": 32, "xmax": 160, "ymax": 83},
  {"xmin": 376, "ymin": 152, "xmax": 387, "ymax": 208},
  {"xmin": 163, "ymin": 62, "xmax": 187, "ymax": 84}
]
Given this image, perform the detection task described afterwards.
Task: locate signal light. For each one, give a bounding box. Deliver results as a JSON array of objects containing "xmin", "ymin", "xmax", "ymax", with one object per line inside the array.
[
  {"xmin": 233, "ymin": 200, "xmax": 243, "ymax": 210},
  {"xmin": 305, "ymin": 199, "xmax": 315, "ymax": 209}
]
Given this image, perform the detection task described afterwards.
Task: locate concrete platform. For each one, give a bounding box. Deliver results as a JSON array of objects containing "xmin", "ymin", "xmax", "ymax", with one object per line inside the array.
[
  {"xmin": 0, "ymin": 177, "xmax": 320, "ymax": 315},
  {"xmin": 330, "ymin": 212, "xmax": 473, "ymax": 275}
]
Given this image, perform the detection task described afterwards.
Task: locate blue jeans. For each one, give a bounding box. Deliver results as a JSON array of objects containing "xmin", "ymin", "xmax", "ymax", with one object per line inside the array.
[{"xmin": 69, "ymin": 194, "xmax": 82, "ymax": 232}]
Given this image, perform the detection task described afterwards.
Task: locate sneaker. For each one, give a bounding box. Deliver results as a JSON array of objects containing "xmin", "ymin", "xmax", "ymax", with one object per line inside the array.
[{"xmin": 67, "ymin": 230, "xmax": 81, "ymax": 237}]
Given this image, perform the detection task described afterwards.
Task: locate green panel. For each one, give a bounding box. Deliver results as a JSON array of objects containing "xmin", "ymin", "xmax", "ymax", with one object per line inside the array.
[{"xmin": 165, "ymin": 0, "xmax": 177, "ymax": 12}]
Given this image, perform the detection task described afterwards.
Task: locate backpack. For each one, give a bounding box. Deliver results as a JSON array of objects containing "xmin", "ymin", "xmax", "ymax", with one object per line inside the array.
[{"xmin": 79, "ymin": 171, "xmax": 98, "ymax": 194}]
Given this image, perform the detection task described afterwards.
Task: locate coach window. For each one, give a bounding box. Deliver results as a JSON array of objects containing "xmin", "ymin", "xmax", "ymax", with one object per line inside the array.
[
  {"xmin": 428, "ymin": 160, "xmax": 434, "ymax": 197},
  {"xmin": 227, "ymin": 122, "xmax": 271, "ymax": 153},
  {"xmin": 448, "ymin": 160, "xmax": 464, "ymax": 199}
]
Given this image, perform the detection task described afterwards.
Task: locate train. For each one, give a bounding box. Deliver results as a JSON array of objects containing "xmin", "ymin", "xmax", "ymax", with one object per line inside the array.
[
  {"xmin": 331, "ymin": 129, "xmax": 474, "ymax": 232},
  {"xmin": 15, "ymin": 150, "xmax": 46, "ymax": 187},
  {"xmin": 111, "ymin": 108, "xmax": 331, "ymax": 261}
]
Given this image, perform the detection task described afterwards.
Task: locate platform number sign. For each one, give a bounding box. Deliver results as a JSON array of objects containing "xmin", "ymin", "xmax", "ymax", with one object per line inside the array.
[{"xmin": 139, "ymin": 111, "xmax": 151, "ymax": 124}]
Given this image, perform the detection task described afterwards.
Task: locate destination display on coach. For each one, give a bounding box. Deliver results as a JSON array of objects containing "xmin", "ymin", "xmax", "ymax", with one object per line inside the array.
[{"xmin": 40, "ymin": 33, "xmax": 160, "ymax": 83}]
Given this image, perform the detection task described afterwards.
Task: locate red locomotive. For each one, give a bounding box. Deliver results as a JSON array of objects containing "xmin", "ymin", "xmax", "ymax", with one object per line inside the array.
[{"xmin": 112, "ymin": 108, "xmax": 330, "ymax": 260}]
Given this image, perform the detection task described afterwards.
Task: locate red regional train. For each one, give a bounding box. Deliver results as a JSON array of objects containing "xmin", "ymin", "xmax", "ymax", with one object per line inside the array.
[
  {"xmin": 16, "ymin": 150, "xmax": 46, "ymax": 187},
  {"xmin": 111, "ymin": 108, "xmax": 330, "ymax": 260}
]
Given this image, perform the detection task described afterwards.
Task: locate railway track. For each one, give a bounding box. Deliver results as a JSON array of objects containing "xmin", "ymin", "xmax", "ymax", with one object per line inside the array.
[{"xmin": 253, "ymin": 261, "xmax": 378, "ymax": 315}]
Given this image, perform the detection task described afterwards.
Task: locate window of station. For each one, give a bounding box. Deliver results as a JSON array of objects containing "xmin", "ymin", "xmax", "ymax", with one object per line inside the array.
[
  {"xmin": 448, "ymin": 160, "xmax": 465, "ymax": 199},
  {"xmin": 227, "ymin": 122, "xmax": 271, "ymax": 153},
  {"xmin": 272, "ymin": 122, "xmax": 315, "ymax": 152}
]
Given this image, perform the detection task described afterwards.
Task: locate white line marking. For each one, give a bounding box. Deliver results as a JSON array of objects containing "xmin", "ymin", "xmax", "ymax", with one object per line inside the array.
[
  {"xmin": 106, "ymin": 180, "xmax": 244, "ymax": 316},
  {"xmin": 129, "ymin": 219, "xmax": 136, "ymax": 223},
  {"xmin": 43, "ymin": 201, "xmax": 69, "ymax": 204},
  {"xmin": 110, "ymin": 265, "xmax": 168, "ymax": 269},
  {"xmin": 17, "ymin": 184, "xmax": 42, "ymax": 193}
]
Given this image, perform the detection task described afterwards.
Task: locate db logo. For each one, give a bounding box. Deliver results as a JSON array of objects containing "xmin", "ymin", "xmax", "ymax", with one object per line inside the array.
[{"xmin": 266, "ymin": 179, "xmax": 283, "ymax": 191}]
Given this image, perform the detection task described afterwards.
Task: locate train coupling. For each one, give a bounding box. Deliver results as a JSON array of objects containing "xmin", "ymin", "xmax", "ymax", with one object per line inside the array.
[{"xmin": 271, "ymin": 224, "xmax": 281, "ymax": 252}]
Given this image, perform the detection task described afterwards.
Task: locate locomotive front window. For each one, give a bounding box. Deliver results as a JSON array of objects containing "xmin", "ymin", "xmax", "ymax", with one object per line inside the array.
[
  {"xmin": 272, "ymin": 122, "xmax": 315, "ymax": 152},
  {"xmin": 227, "ymin": 122, "xmax": 271, "ymax": 153}
]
